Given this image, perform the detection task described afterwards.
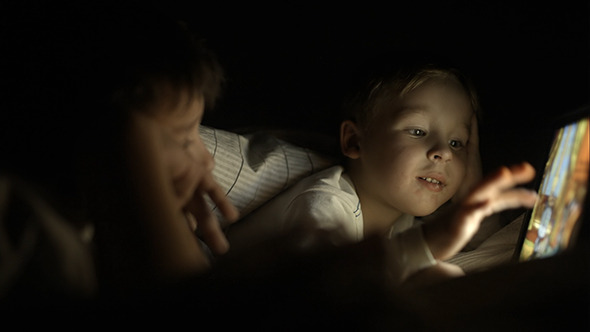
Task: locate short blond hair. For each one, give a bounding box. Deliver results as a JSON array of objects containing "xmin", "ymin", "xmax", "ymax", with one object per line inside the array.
[{"xmin": 343, "ymin": 63, "xmax": 481, "ymax": 132}]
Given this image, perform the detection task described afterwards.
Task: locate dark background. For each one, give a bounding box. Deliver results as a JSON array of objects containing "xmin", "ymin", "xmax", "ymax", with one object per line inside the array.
[
  {"xmin": 160, "ymin": 1, "xmax": 590, "ymax": 176},
  {"xmin": 5, "ymin": 1, "xmax": 588, "ymax": 176},
  {"xmin": 162, "ymin": 1, "xmax": 589, "ymax": 176}
]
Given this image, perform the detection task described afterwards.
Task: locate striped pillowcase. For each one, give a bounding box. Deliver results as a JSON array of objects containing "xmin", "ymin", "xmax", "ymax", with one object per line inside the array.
[{"xmin": 200, "ymin": 125, "xmax": 334, "ymax": 226}]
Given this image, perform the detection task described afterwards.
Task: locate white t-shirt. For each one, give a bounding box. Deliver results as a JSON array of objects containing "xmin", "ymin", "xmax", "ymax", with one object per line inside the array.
[{"xmin": 227, "ymin": 165, "xmax": 436, "ymax": 283}]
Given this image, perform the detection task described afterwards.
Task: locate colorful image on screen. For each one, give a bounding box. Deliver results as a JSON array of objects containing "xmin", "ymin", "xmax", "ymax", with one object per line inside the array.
[{"xmin": 519, "ymin": 117, "xmax": 589, "ymax": 261}]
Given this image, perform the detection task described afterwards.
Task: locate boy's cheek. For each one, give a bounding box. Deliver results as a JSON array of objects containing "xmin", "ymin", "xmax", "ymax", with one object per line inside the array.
[
  {"xmin": 456, "ymin": 154, "xmax": 469, "ymax": 172},
  {"xmin": 164, "ymin": 147, "xmax": 188, "ymax": 177},
  {"xmin": 163, "ymin": 147, "xmax": 201, "ymax": 200},
  {"xmin": 174, "ymin": 167, "xmax": 199, "ymax": 198}
]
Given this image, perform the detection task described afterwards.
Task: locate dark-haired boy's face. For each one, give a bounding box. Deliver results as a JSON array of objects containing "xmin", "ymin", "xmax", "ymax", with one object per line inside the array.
[
  {"xmin": 355, "ymin": 80, "xmax": 472, "ymax": 217},
  {"xmin": 152, "ymin": 94, "xmax": 214, "ymax": 210},
  {"xmin": 131, "ymin": 91, "xmax": 238, "ymax": 257}
]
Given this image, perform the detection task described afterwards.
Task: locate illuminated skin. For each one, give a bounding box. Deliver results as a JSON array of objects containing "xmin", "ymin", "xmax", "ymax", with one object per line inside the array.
[
  {"xmin": 342, "ymin": 79, "xmax": 473, "ymax": 236},
  {"xmin": 342, "ymin": 79, "xmax": 538, "ymax": 263},
  {"xmin": 424, "ymin": 161, "xmax": 537, "ymax": 260}
]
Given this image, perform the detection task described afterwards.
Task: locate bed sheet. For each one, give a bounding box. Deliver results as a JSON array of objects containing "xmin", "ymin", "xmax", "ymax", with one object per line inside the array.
[{"xmin": 447, "ymin": 213, "xmax": 525, "ymax": 273}]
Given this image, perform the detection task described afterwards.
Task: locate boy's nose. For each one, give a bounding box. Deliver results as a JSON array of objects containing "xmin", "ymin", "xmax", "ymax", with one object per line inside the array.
[
  {"xmin": 197, "ymin": 139, "xmax": 215, "ymax": 172},
  {"xmin": 186, "ymin": 137, "xmax": 215, "ymax": 172},
  {"xmin": 427, "ymin": 143, "xmax": 452, "ymax": 163}
]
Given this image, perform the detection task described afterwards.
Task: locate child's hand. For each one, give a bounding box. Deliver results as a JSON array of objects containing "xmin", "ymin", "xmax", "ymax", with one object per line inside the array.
[
  {"xmin": 423, "ymin": 162, "xmax": 538, "ymax": 260},
  {"xmin": 186, "ymin": 172, "xmax": 239, "ymax": 255},
  {"xmin": 453, "ymin": 113, "xmax": 482, "ymax": 203}
]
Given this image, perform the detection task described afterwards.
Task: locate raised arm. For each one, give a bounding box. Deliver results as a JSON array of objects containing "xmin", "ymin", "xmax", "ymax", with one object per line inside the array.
[{"xmin": 422, "ymin": 162, "xmax": 538, "ymax": 261}]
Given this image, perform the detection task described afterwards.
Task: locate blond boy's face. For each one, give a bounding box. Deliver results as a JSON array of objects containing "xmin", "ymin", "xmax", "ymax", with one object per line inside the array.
[{"xmin": 355, "ymin": 80, "xmax": 473, "ymax": 217}]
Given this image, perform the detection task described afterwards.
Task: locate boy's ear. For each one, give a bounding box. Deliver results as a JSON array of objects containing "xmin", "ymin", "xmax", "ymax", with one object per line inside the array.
[{"xmin": 340, "ymin": 120, "xmax": 361, "ymax": 159}]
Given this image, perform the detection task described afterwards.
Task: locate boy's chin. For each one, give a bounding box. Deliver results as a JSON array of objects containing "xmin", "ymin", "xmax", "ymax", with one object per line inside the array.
[
  {"xmin": 408, "ymin": 207, "xmax": 438, "ymax": 219},
  {"xmin": 416, "ymin": 200, "xmax": 454, "ymax": 220}
]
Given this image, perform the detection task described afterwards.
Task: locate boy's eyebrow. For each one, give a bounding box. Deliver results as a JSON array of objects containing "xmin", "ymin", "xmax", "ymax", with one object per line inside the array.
[
  {"xmin": 399, "ymin": 107, "xmax": 424, "ymax": 113},
  {"xmin": 396, "ymin": 106, "xmax": 428, "ymax": 117},
  {"xmin": 398, "ymin": 106, "xmax": 472, "ymax": 133}
]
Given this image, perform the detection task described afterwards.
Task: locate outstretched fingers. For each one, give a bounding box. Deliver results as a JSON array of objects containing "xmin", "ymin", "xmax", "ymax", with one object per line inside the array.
[
  {"xmin": 468, "ymin": 162, "xmax": 537, "ymax": 204},
  {"xmin": 484, "ymin": 188, "xmax": 538, "ymax": 215},
  {"xmin": 429, "ymin": 162, "xmax": 538, "ymax": 260}
]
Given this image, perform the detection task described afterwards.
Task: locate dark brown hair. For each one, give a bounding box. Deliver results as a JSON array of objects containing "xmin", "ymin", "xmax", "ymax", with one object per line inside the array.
[{"xmin": 0, "ymin": 3, "xmax": 224, "ymax": 221}]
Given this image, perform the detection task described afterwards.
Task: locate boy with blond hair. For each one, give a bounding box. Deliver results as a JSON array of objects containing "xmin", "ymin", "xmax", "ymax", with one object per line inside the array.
[{"xmin": 228, "ymin": 57, "xmax": 537, "ymax": 285}]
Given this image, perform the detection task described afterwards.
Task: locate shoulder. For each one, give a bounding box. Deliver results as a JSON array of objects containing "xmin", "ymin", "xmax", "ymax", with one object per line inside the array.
[
  {"xmin": 298, "ymin": 165, "xmax": 356, "ymax": 196},
  {"xmin": 287, "ymin": 165, "xmax": 358, "ymax": 211},
  {"xmin": 285, "ymin": 167, "xmax": 362, "ymax": 238}
]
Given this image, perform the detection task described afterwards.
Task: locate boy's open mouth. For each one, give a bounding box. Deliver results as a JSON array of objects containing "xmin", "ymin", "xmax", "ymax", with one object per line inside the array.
[
  {"xmin": 419, "ymin": 176, "xmax": 443, "ymax": 185},
  {"xmin": 417, "ymin": 176, "xmax": 446, "ymax": 191}
]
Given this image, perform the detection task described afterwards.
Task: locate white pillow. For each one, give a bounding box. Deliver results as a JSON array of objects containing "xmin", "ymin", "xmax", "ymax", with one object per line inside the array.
[{"xmin": 200, "ymin": 125, "xmax": 334, "ymax": 226}]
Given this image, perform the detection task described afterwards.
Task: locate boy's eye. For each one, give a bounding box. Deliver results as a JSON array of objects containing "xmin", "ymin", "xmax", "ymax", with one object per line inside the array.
[
  {"xmin": 449, "ymin": 139, "xmax": 464, "ymax": 149},
  {"xmin": 408, "ymin": 128, "xmax": 426, "ymax": 137}
]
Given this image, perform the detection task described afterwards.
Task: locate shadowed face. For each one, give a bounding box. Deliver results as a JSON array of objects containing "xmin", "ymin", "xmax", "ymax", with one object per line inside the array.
[{"xmin": 150, "ymin": 92, "xmax": 215, "ymax": 210}]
